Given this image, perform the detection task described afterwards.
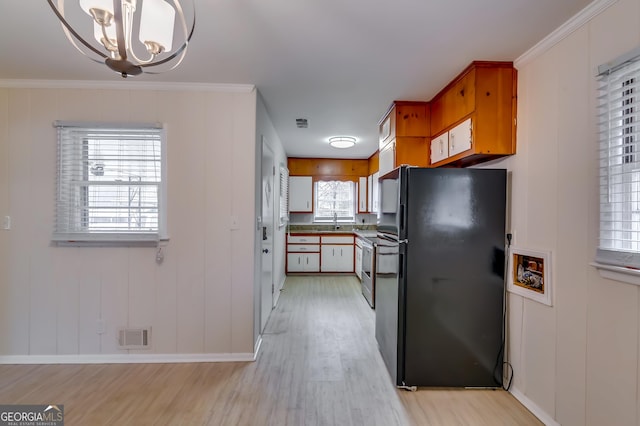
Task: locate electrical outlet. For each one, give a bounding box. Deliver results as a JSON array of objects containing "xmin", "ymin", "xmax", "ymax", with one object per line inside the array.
[{"xmin": 97, "ymin": 318, "xmax": 106, "ymax": 334}]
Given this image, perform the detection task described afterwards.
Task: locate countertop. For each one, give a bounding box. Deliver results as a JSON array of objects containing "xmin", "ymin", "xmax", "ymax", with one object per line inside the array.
[{"xmin": 287, "ymin": 228, "xmax": 377, "ymax": 244}]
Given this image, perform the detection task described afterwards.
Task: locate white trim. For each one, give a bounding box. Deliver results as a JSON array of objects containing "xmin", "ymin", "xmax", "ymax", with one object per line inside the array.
[
  {"xmin": 0, "ymin": 79, "xmax": 255, "ymax": 93},
  {"xmin": 591, "ymin": 262, "xmax": 640, "ymax": 286},
  {"xmin": 515, "ymin": 0, "xmax": 618, "ymax": 68},
  {"xmin": 510, "ymin": 387, "xmax": 560, "ymax": 426},
  {"xmin": 0, "ymin": 352, "xmax": 257, "ymax": 365}
]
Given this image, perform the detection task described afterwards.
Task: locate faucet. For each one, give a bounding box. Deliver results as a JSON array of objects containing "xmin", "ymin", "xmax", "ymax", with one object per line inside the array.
[{"xmin": 333, "ymin": 212, "xmax": 339, "ymax": 230}]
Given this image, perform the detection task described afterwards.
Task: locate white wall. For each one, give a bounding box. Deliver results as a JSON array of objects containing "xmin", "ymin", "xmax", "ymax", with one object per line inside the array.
[
  {"xmin": 0, "ymin": 84, "xmax": 259, "ymax": 359},
  {"xmin": 484, "ymin": 0, "xmax": 640, "ymax": 424}
]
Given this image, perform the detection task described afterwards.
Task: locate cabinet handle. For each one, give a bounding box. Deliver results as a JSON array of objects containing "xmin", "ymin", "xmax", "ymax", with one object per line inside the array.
[
  {"xmin": 439, "ymin": 140, "xmax": 443, "ymax": 154},
  {"xmin": 306, "ymin": 257, "xmax": 308, "ymax": 265},
  {"xmin": 451, "ymin": 134, "xmax": 455, "ymax": 150}
]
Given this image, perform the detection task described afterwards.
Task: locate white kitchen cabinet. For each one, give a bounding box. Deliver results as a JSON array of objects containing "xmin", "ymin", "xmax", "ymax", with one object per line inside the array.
[
  {"xmin": 289, "ymin": 176, "xmax": 313, "ymax": 212},
  {"xmin": 448, "ymin": 118, "xmax": 472, "ymax": 157},
  {"xmin": 358, "ymin": 176, "xmax": 368, "ymax": 213},
  {"xmin": 287, "ymin": 253, "xmax": 320, "ymax": 272},
  {"xmin": 430, "ymin": 132, "xmax": 449, "ymax": 164},
  {"xmin": 367, "ymin": 175, "xmax": 373, "ymax": 212},
  {"xmin": 378, "ymin": 141, "xmax": 395, "ymax": 177},
  {"xmin": 429, "ymin": 118, "xmax": 473, "ymax": 165},
  {"xmin": 371, "ymin": 172, "xmax": 379, "ymax": 213},
  {"xmin": 321, "ymin": 244, "xmax": 354, "ymax": 272}
]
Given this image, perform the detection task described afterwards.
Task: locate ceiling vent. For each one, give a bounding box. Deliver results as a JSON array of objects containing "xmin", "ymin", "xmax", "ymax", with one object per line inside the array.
[{"xmin": 296, "ymin": 118, "xmax": 308, "ymax": 128}]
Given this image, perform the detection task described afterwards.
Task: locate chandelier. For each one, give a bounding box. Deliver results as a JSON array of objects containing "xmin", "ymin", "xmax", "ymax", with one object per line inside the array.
[{"xmin": 47, "ymin": 0, "xmax": 195, "ymax": 77}]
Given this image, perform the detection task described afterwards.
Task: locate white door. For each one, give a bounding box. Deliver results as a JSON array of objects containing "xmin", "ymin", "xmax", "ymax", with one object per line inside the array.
[{"xmin": 260, "ymin": 139, "xmax": 275, "ymax": 332}]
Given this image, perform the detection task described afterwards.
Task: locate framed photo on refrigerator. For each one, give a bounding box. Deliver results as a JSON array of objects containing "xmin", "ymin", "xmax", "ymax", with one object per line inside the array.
[{"xmin": 507, "ymin": 247, "xmax": 552, "ymax": 306}]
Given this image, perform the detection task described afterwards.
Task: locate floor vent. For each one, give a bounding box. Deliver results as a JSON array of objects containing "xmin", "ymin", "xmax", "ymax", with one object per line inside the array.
[{"xmin": 118, "ymin": 327, "xmax": 151, "ymax": 349}]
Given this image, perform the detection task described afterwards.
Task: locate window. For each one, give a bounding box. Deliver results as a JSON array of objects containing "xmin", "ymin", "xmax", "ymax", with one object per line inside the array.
[
  {"xmin": 314, "ymin": 180, "xmax": 355, "ymax": 222},
  {"xmin": 53, "ymin": 122, "xmax": 166, "ymax": 243},
  {"xmin": 597, "ymin": 50, "xmax": 640, "ymax": 267}
]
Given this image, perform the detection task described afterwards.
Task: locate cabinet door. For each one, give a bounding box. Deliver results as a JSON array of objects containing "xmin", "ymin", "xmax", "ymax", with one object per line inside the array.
[
  {"xmin": 320, "ymin": 245, "xmax": 337, "ymax": 272},
  {"xmin": 289, "ymin": 176, "xmax": 313, "ymax": 212},
  {"xmin": 367, "ymin": 175, "xmax": 373, "ymax": 212},
  {"xmin": 378, "ymin": 142, "xmax": 395, "ymax": 177},
  {"xmin": 355, "ymin": 245, "xmax": 362, "ymax": 280},
  {"xmin": 337, "ymin": 245, "xmax": 354, "ymax": 272},
  {"xmin": 358, "ymin": 176, "xmax": 368, "ymax": 213},
  {"xmin": 304, "ymin": 253, "xmax": 320, "ymax": 272},
  {"xmin": 371, "ymin": 172, "xmax": 380, "ymax": 213},
  {"xmin": 449, "ymin": 118, "xmax": 472, "ymax": 157},
  {"xmin": 287, "ymin": 253, "xmax": 304, "ymax": 272},
  {"xmin": 430, "ymin": 132, "xmax": 449, "ymax": 164}
]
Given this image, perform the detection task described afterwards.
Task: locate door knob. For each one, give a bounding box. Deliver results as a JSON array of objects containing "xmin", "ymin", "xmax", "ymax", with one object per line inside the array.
[{"xmin": 263, "ymin": 248, "xmax": 269, "ymax": 253}]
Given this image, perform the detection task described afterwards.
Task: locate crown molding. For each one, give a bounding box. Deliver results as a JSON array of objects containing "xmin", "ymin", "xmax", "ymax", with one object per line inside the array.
[
  {"xmin": 515, "ymin": 0, "xmax": 618, "ymax": 68},
  {"xmin": 0, "ymin": 79, "xmax": 255, "ymax": 93}
]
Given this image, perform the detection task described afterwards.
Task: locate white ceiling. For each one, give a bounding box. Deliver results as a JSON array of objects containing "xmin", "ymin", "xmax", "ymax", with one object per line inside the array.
[{"xmin": 0, "ymin": 0, "xmax": 592, "ymax": 159}]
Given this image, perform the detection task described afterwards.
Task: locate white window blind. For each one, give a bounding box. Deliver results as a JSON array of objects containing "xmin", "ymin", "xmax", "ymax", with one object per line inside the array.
[
  {"xmin": 279, "ymin": 165, "xmax": 289, "ymax": 227},
  {"xmin": 314, "ymin": 180, "xmax": 355, "ymax": 222},
  {"xmin": 53, "ymin": 122, "xmax": 166, "ymax": 243},
  {"xmin": 597, "ymin": 50, "xmax": 640, "ymax": 267}
]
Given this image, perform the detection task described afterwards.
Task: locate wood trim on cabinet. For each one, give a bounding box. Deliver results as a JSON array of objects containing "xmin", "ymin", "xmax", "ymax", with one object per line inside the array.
[{"xmin": 368, "ymin": 151, "xmax": 379, "ymax": 174}]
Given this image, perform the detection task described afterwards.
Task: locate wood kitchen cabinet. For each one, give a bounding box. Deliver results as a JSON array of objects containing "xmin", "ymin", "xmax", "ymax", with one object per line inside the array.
[
  {"xmin": 289, "ymin": 176, "xmax": 313, "ymax": 212},
  {"xmin": 377, "ymin": 101, "xmax": 431, "ymax": 176},
  {"xmin": 429, "ymin": 61, "xmax": 517, "ymax": 167}
]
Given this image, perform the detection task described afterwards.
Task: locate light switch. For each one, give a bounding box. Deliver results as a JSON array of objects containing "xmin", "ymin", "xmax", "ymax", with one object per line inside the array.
[{"xmin": 3, "ymin": 216, "xmax": 10, "ymax": 230}]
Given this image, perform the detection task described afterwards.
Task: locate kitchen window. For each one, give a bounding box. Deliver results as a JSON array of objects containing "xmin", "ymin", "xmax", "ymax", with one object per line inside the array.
[
  {"xmin": 596, "ymin": 48, "xmax": 640, "ymax": 271},
  {"xmin": 314, "ymin": 180, "xmax": 355, "ymax": 222},
  {"xmin": 52, "ymin": 122, "xmax": 166, "ymax": 244}
]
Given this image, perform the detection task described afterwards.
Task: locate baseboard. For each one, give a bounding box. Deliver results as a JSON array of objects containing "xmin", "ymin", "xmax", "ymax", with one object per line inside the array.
[
  {"xmin": 510, "ymin": 387, "xmax": 560, "ymax": 426},
  {"xmin": 0, "ymin": 351, "xmax": 257, "ymax": 365}
]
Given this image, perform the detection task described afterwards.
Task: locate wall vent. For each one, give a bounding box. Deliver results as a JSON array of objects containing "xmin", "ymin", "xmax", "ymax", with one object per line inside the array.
[
  {"xmin": 118, "ymin": 327, "xmax": 151, "ymax": 349},
  {"xmin": 296, "ymin": 118, "xmax": 308, "ymax": 128}
]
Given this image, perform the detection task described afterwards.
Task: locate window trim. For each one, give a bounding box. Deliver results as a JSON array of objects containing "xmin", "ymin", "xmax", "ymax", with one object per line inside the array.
[{"xmin": 52, "ymin": 121, "xmax": 168, "ymax": 246}]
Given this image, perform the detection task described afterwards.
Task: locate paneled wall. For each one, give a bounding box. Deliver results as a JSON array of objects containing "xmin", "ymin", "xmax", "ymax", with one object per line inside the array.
[
  {"xmin": 0, "ymin": 84, "xmax": 259, "ymax": 358},
  {"xmin": 483, "ymin": 0, "xmax": 640, "ymax": 424}
]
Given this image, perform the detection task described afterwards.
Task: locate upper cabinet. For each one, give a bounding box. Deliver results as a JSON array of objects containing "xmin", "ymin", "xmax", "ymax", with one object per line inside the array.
[
  {"xmin": 289, "ymin": 176, "xmax": 313, "ymax": 212},
  {"xmin": 429, "ymin": 61, "xmax": 517, "ymax": 167},
  {"xmin": 377, "ymin": 101, "xmax": 431, "ymax": 176}
]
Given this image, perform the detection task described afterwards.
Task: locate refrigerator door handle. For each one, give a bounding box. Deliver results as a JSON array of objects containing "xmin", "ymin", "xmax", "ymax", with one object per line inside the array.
[
  {"xmin": 399, "ymin": 252, "xmax": 404, "ymax": 279},
  {"xmin": 399, "ymin": 204, "xmax": 405, "ymax": 235}
]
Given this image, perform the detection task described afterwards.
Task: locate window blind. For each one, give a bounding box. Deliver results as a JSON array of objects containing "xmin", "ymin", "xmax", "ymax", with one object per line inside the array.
[
  {"xmin": 597, "ymin": 53, "xmax": 640, "ymax": 267},
  {"xmin": 53, "ymin": 122, "xmax": 165, "ymax": 243}
]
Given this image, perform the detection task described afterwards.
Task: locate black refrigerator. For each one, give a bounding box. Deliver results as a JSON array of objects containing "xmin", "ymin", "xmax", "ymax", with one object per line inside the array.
[{"xmin": 375, "ymin": 166, "xmax": 506, "ymax": 389}]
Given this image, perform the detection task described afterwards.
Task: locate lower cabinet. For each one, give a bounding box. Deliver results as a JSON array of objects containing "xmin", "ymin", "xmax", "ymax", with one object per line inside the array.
[
  {"xmin": 287, "ymin": 253, "xmax": 320, "ymax": 272},
  {"xmin": 321, "ymin": 245, "xmax": 354, "ymax": 272}
]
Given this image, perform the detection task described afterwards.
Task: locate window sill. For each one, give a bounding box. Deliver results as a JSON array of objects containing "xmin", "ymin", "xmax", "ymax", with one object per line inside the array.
[{"xmin": 591, "ymin": 262, "xmax": 640, "ymax": 286}]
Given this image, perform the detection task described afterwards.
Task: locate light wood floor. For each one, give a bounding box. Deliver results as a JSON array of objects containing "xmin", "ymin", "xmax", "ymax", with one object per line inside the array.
[{"xmin": 0, "ymin": 275, "xmax": 542, "ymax": 425}]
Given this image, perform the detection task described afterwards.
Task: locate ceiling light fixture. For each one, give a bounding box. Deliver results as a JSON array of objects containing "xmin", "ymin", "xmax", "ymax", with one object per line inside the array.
[
  {"xmin": 328, "ymin": 136, "xmax": 356, "ymax": 149},
  {"xmin": 47, "ymin": 0, "xmax": 196, "ymax": 78}
]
